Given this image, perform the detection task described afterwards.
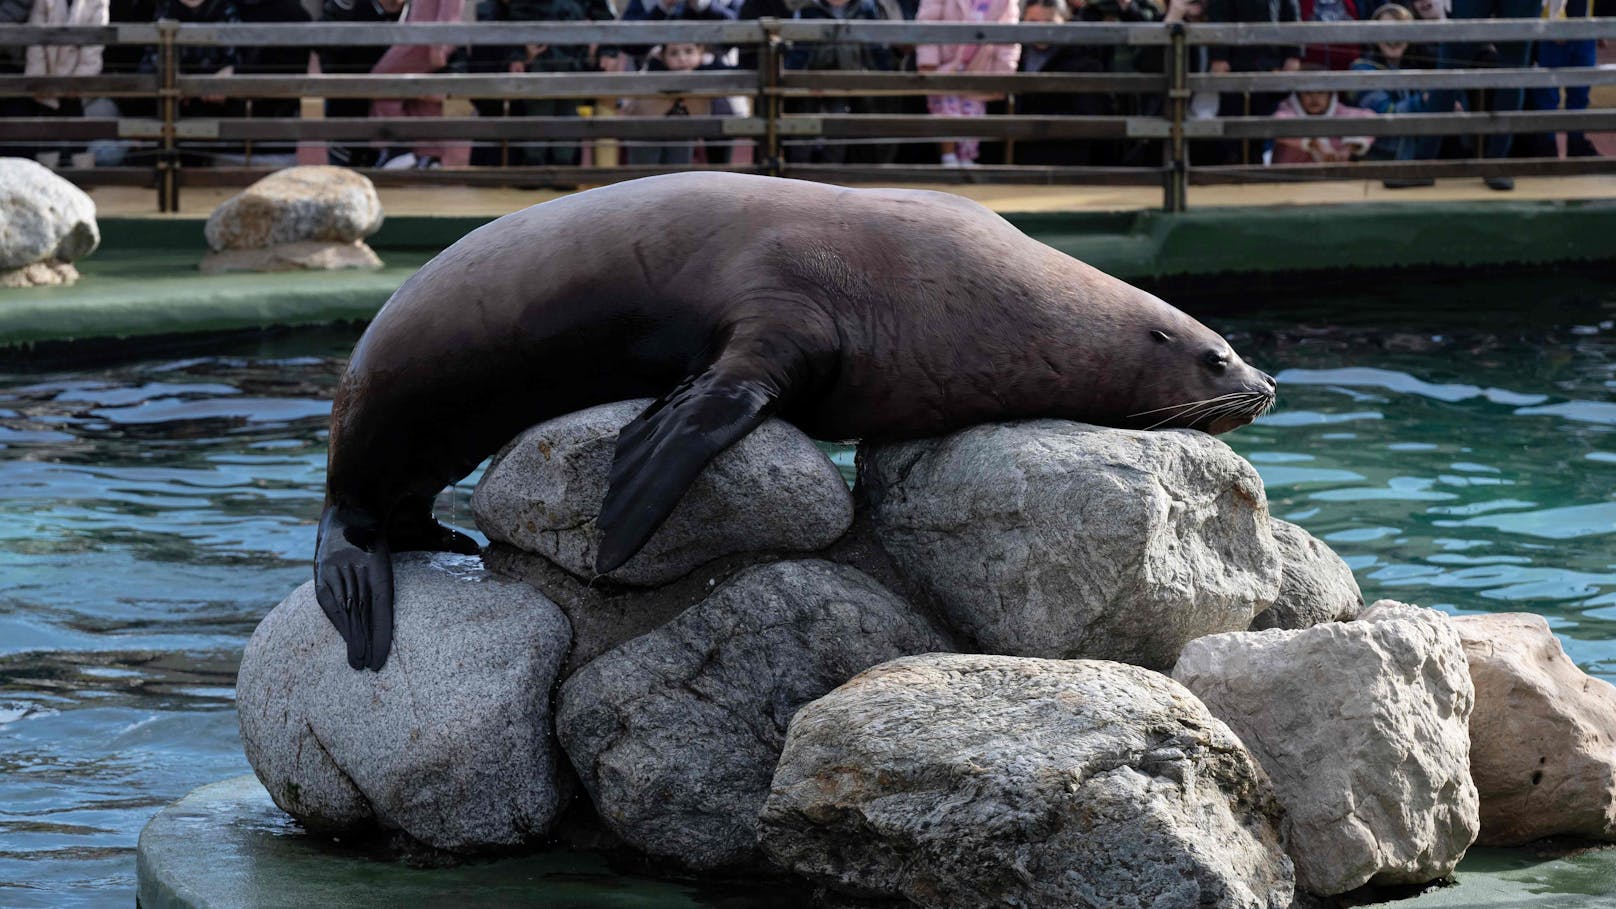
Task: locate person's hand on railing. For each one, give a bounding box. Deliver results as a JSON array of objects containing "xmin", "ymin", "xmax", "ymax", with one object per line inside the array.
[
  {"xmin": 1209, "ymin": 59, "xmax": 1230, "ymax": 73},
  {"xmin": 202, "ymin": 65, "xmax": 233, "ymax": 104},
  {"xmin": 1279, "ymin": 56, "xmax": 1299, "ymax": 71},
  {"xmin": 1162, "ymin": 0, "xmax": 1204, "ymax": 24}
]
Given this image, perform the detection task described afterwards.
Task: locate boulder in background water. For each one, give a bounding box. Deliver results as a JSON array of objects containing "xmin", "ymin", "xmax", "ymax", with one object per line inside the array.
[
  {"xmin": 556, "ymin": 559, "xmax": 951, "ymax": 870},
  {"xmin": 1455, "ymin": 611, "xmax": 1616, "ymax": 846},
  {"xmin": 201, "ymin": 166, "xmax": 384, "ymax": 272},
  {"xmin": 473, "ymin": 399, "xmax": 853, "ymax": 587},
  {"xmin": 859, "ymin": 420, "xmax": 1281, "ymax": 669},
  {"xmin": 1173, "ymin": 600, "xmax": 1479, "ymax": 895},
  {"xmin": 759, "ymin": 653, "xmax": 1295, "ymax": 909},
  {"xmin": 0, "ymin": 157, "xmax": 99, "ymax": 287},
  {"xmin": 236, "ymin": 553, "xmax": 572, "ymax": 852}
]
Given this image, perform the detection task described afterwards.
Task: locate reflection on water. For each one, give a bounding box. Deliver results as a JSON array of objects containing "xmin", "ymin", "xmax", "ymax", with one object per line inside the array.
[{"xmin": 0, "ymin": 277, "xmax": 1614, "ymax": 906}]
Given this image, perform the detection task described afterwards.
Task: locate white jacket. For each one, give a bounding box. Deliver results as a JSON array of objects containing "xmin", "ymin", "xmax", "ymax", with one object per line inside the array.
[{"xmin": 26, "ymin": 0, "xmax": 109, "ymax": 108}]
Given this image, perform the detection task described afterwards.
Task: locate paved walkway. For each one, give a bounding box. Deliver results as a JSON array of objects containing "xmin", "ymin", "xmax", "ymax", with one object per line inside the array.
[{"xmin": 90, "ymin": 173, "xmax": 1616, "ymax": 220}]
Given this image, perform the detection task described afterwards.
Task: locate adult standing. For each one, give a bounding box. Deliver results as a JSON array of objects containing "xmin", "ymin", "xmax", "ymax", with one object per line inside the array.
[
  {"xmin": 1205, "ymin": 0, "xmax": 1301, "ymax": 163},
  {"xmin": 1430, "ymin": 0, "xmax": 1540, "ymax": 188},
  {"xmin": 22, "ymin": 0, "xmax": 109, "ymax": 162},
  {"xmin": 916, "ymin": 0, "xmax": 1020, "ymax": 166},
  {"xmin": 370, "ymin": 0, "xmax": 471, "ymax": 168}
]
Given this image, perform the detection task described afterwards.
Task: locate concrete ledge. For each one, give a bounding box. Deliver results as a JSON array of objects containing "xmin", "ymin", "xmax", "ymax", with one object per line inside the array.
[
  {"xmin": 140, "ymin": 775, "xmax": 1616, "ymax": 909},
  {"xmin": 7, "ymin": 200, "xmax": 1616, "ymax": 355}
]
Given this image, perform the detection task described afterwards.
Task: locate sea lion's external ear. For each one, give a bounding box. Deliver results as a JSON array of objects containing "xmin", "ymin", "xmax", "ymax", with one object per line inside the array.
[{"xmin": 1151, "ymin": 330, "xmax": 1172, "ymax": 344}]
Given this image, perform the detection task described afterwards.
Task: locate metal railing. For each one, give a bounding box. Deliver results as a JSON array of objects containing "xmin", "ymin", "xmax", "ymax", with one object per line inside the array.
[{"xmin": 1, "ymin": 18, "xmax": 1612, "ymax": 211}]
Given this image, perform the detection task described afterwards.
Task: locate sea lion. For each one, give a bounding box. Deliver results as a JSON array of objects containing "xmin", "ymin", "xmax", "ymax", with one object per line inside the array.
[{"xmin": 316, "ymin": 172, "xmax": 1276, "ymax": 671}]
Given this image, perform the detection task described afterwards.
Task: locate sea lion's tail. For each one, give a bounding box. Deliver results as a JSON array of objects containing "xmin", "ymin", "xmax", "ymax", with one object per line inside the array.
[{"xmin": 314, "ymin": 504, "xmax": 395, "ymax": 671}]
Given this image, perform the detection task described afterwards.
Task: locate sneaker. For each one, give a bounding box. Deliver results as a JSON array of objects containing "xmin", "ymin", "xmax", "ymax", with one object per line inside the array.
[
  {"xmin": 1567, "ymin": 135, "xmax": 1600, "ymax": 158},
  {"xmin": 940, "ymin": 152, "xmax": 960, "ymax": 167},
  {"xmin": 958, "ymin": 158, "xmax": 980, "ymax": 168},
  {"xmin": 1485, "ymin": 176, "xmax": 1515, "ymax": 191},
  {"xmin": 1382, "ymin": 178, "xmax": 1435, "ymax": 189},
  {"xmin": 414, "ymin": 155, "xmax": 441, "ymax": 169},
  {"xmin": 379, "ymin": 151, "xmax": 417, "ymax": 170}
]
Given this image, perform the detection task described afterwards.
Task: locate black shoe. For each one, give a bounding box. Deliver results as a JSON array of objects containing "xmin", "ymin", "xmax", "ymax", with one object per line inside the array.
[
  {"xmin": 1485, "ymin": 176, "xmax": 1515, "ymax": 191},
  {"xmin": 1382, "ymin": 178, "xmax": 1435, "ymax": 189},
  {"xmin": 1567, "ymin": 135, "xmax": 1600, "ymax": 158}
]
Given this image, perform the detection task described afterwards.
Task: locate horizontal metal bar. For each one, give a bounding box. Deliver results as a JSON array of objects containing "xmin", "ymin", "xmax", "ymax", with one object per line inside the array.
[
  {"xmin": 175, "ymin": 71, "xmax": 757, "ymax": 99},
  {"xmin": 1191, "ymin": 64, "xmax": 1616, "ymax": 93},
  {"xmin": 168, "ymin": 21, "xmax": 766, "ymax": 47},
  {"xmin": 1187, "ymin": 108, "xmax": 1616, "ymax": 138},
  {"xmin": 0, "ymin": 74, "xmax": 158, "ymax": 95},
  {"xmin": 156, "ymin": 164, "xmax": 757, "ymax": 187},
  {"xmin": 806, "ymin": 113, "xmax": 1132, "ymax": 138},
  {"xmin": 776, "ymin": 71, "xmax": 1163, "ymax": 95},
  {"xmin": 1190, "ymin": 156, "xmax": 1616, "ymax": 182},
  {"xmin": 2, "ymin": 18, "xmax": 1613, "ymax": 48},
  {"xmin": 0, "ymin": 117, "xmax": 127, "ymax": 140},
  {"xmin": 189, "ymin": 115, "xmax": 765, "ymax": 140},
  {"xmin": 782, "ymin": 162, "xmax": 1167, "ymax": 184}
]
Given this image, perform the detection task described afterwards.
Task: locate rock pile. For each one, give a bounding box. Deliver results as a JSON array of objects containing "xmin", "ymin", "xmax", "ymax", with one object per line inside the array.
[
  {"xmin": 201, "ymin": 166, "xmax": 385, "ymax": 274},
  {"xmin": 236, "ymin": 405, "xmax": 1616, "ymax": 906},
  {"xmin": 0, "ymin": 157, "xmax": 99, "ymax": 288}
]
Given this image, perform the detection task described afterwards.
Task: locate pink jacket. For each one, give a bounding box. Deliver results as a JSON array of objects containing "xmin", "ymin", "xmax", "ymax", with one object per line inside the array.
[
  {"xmin": 915, "ymin": 0, "xmax": 1019, "ymax": 75},
  {"xmin": 1270, "ymin": 93, "xmax": 1376, "ymax": 164},
  {"xmin": 370, "ymin": 0, "xmax": 466, "ymax": 77}
]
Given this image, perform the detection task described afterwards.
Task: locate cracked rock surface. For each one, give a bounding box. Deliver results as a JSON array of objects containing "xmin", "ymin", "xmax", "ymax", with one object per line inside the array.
[
  {"xmin": 473, "ymin": 399, "xmax": 853, "ymax": 587},
  {"xmin": 759, "ymin": 653, "xmax": 1294, "ymax": 909},
  {"xmin": 556, "ymin": 559, "xmax": 951, "ymax": 869},
  {"xmin": 236, "ymin": 553, "xmax": 572, "ymax": 852},
  {"xmin": 1174, "ymin": 601, "xmax": 1479, "ymax": 895},
  {"xmin": 859, "ymin": 420, "xmax": 1281, "ymax": 669},
  {"xmin": 204, "ymin": 165, "xmax": 383, "ymax": 251}
]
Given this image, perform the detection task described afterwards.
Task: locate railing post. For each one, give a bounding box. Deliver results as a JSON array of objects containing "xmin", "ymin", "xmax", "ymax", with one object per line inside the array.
[
  {"xmin": 758, "ymin": 18, "xmax": 782, "ymax": 177},
  {"xmin": 156, "ymin": 18, "xmax": 180, "ymax": 213},
  {"xmin": 1164, "ymin": 21, "xmax": 1189, "ymax": 214}
]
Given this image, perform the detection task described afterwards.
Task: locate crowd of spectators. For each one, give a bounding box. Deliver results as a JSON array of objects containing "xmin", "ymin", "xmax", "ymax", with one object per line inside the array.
[{"xmin": 0, "ymin": 0, "xmax": 1606, "ymax": 174}]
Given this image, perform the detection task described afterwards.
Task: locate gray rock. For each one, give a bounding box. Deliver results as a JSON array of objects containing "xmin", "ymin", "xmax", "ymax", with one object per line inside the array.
[
  {"xmin": 236, "ymin": 552, "xmax": 572, "ymax": 852},
  {"xmin": 483, "ymin": 542, "xmax": 776, "ymax": 680},
  {"xmin": 556, "ymin": 559, "xmax": 952, "ymax": 869},
  {"xmin": 1174, "ymin": 602, "xmax": 1478, "ymax": 895},
  {"xmin": 1250, "ymin": 519, "xmax": 1364, "ymax": 631},
  {"xmin": 0, "ymin": 157, "xmax": 99, "ymax": 270},
  {"xmin": 860, "ymin": 420, "xmax": 1282, "ymax": 670},
  {"xmin": 473, "ymin": 400, "xmax": 853, "ymax": 587},
  {"xmin": 1451, "ymin": 611, "xmax": 1616, "ymax": 846},
  {"xmin": 204, "ymin": 165, "xmax": 383, "ymax": 251},
  {"xmin": 759, "ymin": 653, "xmax": 1294, "ymax": 909}
]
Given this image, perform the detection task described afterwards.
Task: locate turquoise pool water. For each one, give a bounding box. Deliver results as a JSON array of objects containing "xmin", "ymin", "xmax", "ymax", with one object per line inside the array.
[{"xmin": 1, "ymin": 274, "xmax": 1614, "ymax": 906}]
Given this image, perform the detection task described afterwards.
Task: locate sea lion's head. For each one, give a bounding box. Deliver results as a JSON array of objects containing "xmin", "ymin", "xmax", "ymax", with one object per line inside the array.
[{"xmin": 1123, "ymin": 304, "xmax": 1276, "ymax": 435}]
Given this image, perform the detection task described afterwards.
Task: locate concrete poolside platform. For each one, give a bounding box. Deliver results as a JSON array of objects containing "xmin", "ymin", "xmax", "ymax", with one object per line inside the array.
[
  {"xmin": 138, "ymin": 775, "xmax": 1616, "ymax": 909},
  {"xmin": 4, "ymin": 176, "xmax": 1613, "ymax": 356}
]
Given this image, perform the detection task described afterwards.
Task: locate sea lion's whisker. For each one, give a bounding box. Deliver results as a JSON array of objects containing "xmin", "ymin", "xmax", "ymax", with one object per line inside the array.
[{"xmin": 1128, "ymin": 393, "xmax": 1248, "ymax": 419}]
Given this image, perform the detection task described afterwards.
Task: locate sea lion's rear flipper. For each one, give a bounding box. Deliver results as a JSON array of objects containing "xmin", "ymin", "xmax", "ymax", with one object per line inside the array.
[
  {"xmin": 314, "ymin": 505, "xmax": 395, "ymax": 671},
  {"xmin": 594, "ymin": 362, "xmax": 781, "ymax": 575}
]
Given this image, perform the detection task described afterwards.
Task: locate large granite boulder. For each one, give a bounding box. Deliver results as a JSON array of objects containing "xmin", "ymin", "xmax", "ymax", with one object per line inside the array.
[
  {"xmin": 202, "ymin": 166, "xmax": 383, "ymax": 273},
  {"xmin": 556, "ymin": 559, "xmax": 951, "ymax": 869},
  {"xmin": 474, "ymin": 400, "xmax": 854, "ymax": 587},
  {"xmin": 859, "ymin": 420, "xmax": 1282, "ymax": 669},
  {"xmin": 236, "ymin": 553, "xmax": 572, "ymax": 852},
  {"xmin": 1250, "ymin": 518, "xmax": 1364, "ymax": 631},
  {"xmin": 1173, "ymin": 601, "xmax": 1478, "ymax": 895},
  {"xmin": 1454, "ymin": 612, "xmax": 1616, "ymax": 845},
  {"xmin": 759, "ymin": 653, "xmax": 1295, "ymax": 909},
  {"xmin": 0, "ymin": 157, "xmax": 98, "ymax": 287}
]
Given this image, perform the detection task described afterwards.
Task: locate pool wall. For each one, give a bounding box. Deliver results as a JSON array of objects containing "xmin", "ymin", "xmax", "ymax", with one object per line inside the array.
[{"xmin": 4, "ymin": 200, "xmax": 1613, "ymax": 355}]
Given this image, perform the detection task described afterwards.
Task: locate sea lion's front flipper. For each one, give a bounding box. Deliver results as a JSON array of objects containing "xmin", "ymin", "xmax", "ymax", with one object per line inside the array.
[
  {"xmin": 594, "ymin": 361, "xmax": 782, "ymax": 575},
  {"xmin": 314, "ymin": 505, "xmax": 395, "ymax": 671}
]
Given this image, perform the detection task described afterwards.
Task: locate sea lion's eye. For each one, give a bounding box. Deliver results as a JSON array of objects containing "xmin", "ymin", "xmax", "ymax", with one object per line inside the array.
[
  {"xmin": 1150, "ymin": 330, "xmax": 1172, "ymax": 344},
  {"xmin": 1204, "ymin": 350, "xmax": 1229, "ymax": 371}
]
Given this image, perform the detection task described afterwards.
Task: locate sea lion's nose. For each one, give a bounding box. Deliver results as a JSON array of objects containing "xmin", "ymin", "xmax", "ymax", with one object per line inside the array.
[{"xmin": 1257, "ymin": 371, "xmax": 1276, "ymax": 391}]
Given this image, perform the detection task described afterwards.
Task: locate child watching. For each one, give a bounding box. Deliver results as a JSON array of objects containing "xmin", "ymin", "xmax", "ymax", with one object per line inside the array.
[
  {"xmin": 1270, "ymin": 63, "xmax": 1376, "ymax": 164},
  {"xmin": 621, "ymin": 43, "xmax": 713, "ymax": 166}
]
